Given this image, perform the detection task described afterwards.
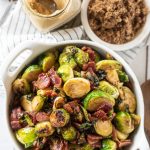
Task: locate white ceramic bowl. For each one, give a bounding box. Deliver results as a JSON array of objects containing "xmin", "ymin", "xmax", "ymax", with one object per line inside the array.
[
  {"xmin": 81, "ymin": 0, "xmax": 150, "ymax": 51},
  {"xmin": 1, "ymin": 40, "xmax": 149, "ymax": 150}
]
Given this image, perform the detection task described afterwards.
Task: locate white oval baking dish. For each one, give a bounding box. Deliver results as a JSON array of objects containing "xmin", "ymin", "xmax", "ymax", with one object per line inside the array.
[{"xmin": 0, "ymin": 40, "xmax": 149, "ymax": 150}]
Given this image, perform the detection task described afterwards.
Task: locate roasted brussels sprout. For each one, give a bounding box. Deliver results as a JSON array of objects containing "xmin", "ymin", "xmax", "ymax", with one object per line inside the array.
[
  {"xmin": 118, "ymin": 86, "xmax": 136, "ymax": 113},
  {"xmin": 13, "ymin": 78, "xmax": 30, "ymax": 94},
  {"xmin": 99, "ymin": 81, "xmax": 119, "ymax": 99},
  {"xmin": 59, "ymin": 52, "xmax": 77, "ymax": 68},
  {"xmin": 57, "ymin": 64, "xmax": 74, "ymax": 82},
  {"xmin": 63, "ymin": 78, "xmax": 91, "ymax": 98},
  {"xmin": 37, "ymin": 88, "xmax": 51, "ymax": 97},
  {"xmin": 31, "ymin": 95, "xmax": 45, "ymax": 112},
  {"xmin": 53, "ymin": 97, "xmax": 65, "ymax": 110},
  {"xmin": 16, "ymin": 127, "xmax": 37, "ymax": 148},
  {"xmin": 80, "ymin": 144, "xmax": 94, "ymax": 150},
  {"xmin": 131, "ymin": 114, "xmax": 141, "ymax": 127},
  {"xmin": 35, "ymin": 121, "xmax": 55, "ymax": 137},
  {"xmin": 21, "ymin": 95, "xmax": 33, "ymax": 111},
  {"xmin": 50, "ymin": 109, "xmax": 70, "ymax": 127},
  {"xmin": 96, "ymin": 60, "xmax": 122, "ymax": 71},
  {"xmin": 114, "ymin": 112, "xmax": 134, "ymax": 134},
  {"xmin": 73, "ymin": 70, "xmax": 81, "ymax": 77},
  {"xmin": 23, "ymin": 114, "xmax": 34, "ymax": 126},
  {"xmin": 101, "ymin": 139, "xmax": 117, "ymax": 150},
  {"xmin": 94, "ymin": 120, "xmax": 113, "ymax": 137},
  {"xmin": 80, "ymin": 106, "xmax": 90, "ymax": 122},
  {"xmin": 117, "ymin": 70, "xmax": 129, "ymax": 83},
  {"xmin": 22, "ymin": 65, "xmax": 42, "ymax": 82},
  {"xmin": 95, "ymin": 51, "xmax": 101, "ymax": 63},
  {"xmin": 106, "ymin": 69, "xmax": 120, "ymax": 86},
  {"xmin": 39, "ymin": 52, "xmax": 55, "ymax": 72},
  {"xmin": 83, "ymin": 90, "xmax": 115, "ymax": 111},
  {"xmin": 61, "ymin": 126, "xmax": 77, "ymax": 141},
  {"xmin": 74, "ymin": 50, "xmax": 89, "ymax": 66},
  {"xmin": 116, "ymin": 129, "xmax": 129, "ymax": 140},
  {"xmin": 63, "ymin": 46, "xmax": 79, "ymax": 54}
]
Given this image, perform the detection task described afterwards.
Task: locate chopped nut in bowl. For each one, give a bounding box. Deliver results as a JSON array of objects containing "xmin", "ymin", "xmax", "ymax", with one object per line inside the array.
[{"xmin": 81, "ymin": 0, "xmax": 150, "ymax": 51}]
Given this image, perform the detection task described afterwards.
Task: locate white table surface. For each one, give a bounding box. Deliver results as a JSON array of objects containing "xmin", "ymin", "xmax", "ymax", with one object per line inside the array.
[{"xmin": 0, "ymin": 0, "xmax": 150, "ymax": 149}]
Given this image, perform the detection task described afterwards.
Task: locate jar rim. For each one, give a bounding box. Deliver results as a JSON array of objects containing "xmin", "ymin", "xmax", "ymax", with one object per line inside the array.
[{"xmin": 23, "ymin": 0, "xmax": 71, "ymax": 18}]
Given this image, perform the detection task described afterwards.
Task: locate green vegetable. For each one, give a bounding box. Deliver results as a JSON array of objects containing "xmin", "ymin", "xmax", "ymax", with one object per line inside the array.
[
  {"xmin": 83, "ymin": 90, "xmax": 115, "ymax": 111},
  {"xmin": 96, "ymin": 60, "xmax": 122, "ymax": 71},
  {"xmin": 50, "ymin": 109, "xmax": 70, "ymax": 127},
  {"xmin": 31, "ymin": 95, "xmax": 45, "ymax": 112},
  {"xmin": 95, "ymin": 51, "xmax": 101, "ymax": 63},
  {"xmin": 12, "ymin": 78, "xmax": 30, "ymax": 94},
  {"xmin": 35, "ymin": 121, "xmax": 55, "ymax": 137},
  {"xmin": 114, "ymin": 112, "xmax": 134, "ymax": 134},
  {"xmin": 24, "ymin": 114, "xmax": 34, "ymax": 126},
  {"xmin": 22, "ymin": 65, "xmax": 42, "ymax": 82},
  {"xmin": 16, "ymin": 127, "xmax": 37, "ymax": 148},
  {"xmin": 63, "ymin": 46, "xmax": 79, "ymax": 54},
  {"xmin": 21, "ymin": 95, "xmax": 33, "ymax": 111},
  {"xmin": 74, "ymin": 50, "xmax": 89, "ymax": 66},
  {"xmin": 117, "ymin": 70, "xmax": 129, "ymax": 82},
  {"xmin": 116, "ymin": 129, "xmax": 129, "ymax": 140},
  {"xmin": 78, "ymin": 122, "xmax": 92, "ymax": 131},
  {"xmin": 80, "ymin": 106, "xmax": 90, "ymax": 122},
  {"xmin": 59, "ymin": 52, "xmax": 77, "ymax": 68},
  {"xmin": 61, "ymin": 126, "xmax": 77, "ymax": 141},
  {"xmin": 73, "ymin": 70, "xmax": 81, "ymax": 77},
  {"xmin": 131, "ymin": 114, "xmax": 141, "ymax": 128},
  {"xmin": 81, "ymin": 144, "xmax": 94, "ymax": 150},
  {"xmin": 101, "ymin": 139, "xmax": 117, "ymax": 150},
  {"xmin": 99, "ymin": 81, "xmax": 119, "ymax": 99},
  {"xmin": 94, "ymin": 120, "xmax": 113, "ymax": 137},
  {"xmin": 39, "ymin": 52, "xmax": 55, "ymax": 72},
  {"xmin": 57, "ymin": 64, "xmax": 74, "ymax": 82}
]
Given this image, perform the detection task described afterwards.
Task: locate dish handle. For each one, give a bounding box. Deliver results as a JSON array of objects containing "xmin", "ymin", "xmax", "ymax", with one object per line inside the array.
[{"xmin": 0, "ymin": 40, "xmax": 56, "ymax": 89}]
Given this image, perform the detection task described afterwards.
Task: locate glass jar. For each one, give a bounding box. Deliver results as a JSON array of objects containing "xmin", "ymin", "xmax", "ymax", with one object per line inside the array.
[{"xmin": 21, "ymin": 0, "xmax": 81, "ymax": 33}]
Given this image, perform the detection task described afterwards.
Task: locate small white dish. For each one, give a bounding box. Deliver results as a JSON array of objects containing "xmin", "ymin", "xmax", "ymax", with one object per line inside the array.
[{"xmin": 81, "ymin": 0, "xmax": 150, "ymax": 51}]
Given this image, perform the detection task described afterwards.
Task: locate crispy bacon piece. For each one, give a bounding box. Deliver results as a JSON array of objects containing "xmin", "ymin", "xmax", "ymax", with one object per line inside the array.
[
  {"xmin": 93, "ymin": 110, "xmax": 109, "ymax": 121},
  {"xmin": 10, "ymin": 107, "xmax": 24, "ymax": 130},
  {"xmin": 83, "ymin": 61, "xmax": 96, "ymax": 72},
  {"xmin": 33, "ymin": 73, "xmax": 51, "ymax": 90},
  {"xmin": 36, "ymin": 112, "xmax": 50, "ymax": 122},
  {"xmin": 27, "ymin": 112, "xmax": 37, "ymax": 124},
  {"xmin": 82, "ymin": 46, "xmax": 95, "ymax": 61},
  {"xmin": 48, "ymin": 68, "xmax": 62, "ymax": 87},
  {"xmin": 87, "ymin": 134, "xmax": 102, "ymax": 148},
  {"xmin": 63, "ymin": 103, "xmax": 74, "ymax": 114},
  {"xmin": 118, "ymin": 140, "xmax": 132, "ymax": 148},
  {"xmin": 50, "ymin": 139, "xmax": 68, "ymax": 150},
  {"xmin": 97, "ymin": 102, "xmax": 113, "ymax": 113}
]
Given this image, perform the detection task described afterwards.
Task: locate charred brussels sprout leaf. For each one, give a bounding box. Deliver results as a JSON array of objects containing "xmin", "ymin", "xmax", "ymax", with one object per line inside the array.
[
  {"xmin": 99, "ymin": 81, "xmax": 119, "ymax": 99},
  {"xmin": 114, "ymin": 112, "xmax": 134, "ymax": 134},
  {"xmin": 101, "ymin": 139, "xmax": 117, "ymax": 150},
  {"xmin": 95, "ymin": 51, "xmax": 101, "ymax": 63},
  {"xmin": 96, "ymin": 60, "xmax": 122, "ymax": 71},
  {"xmin": 117, "ymin": 70, "xmax": 129, "ymax": 82},
  {"xmin": 57, "ymin": 64, "xmax": 74, "ymax": 82},
  {"xmin": 61, "ymin": 126, "xmax": 77, "ymax": 141},
  {"xmin": 16, "ymin": 127, "xmax": 37, "ymax": 148},
  {"xmin": 83, "ymin": 90, "xmax": 115, "ymax": 111},
  {"xmin": 50, "ymin": 109, "xmax": 70, "ymax": 127},
  {"xmin": 80, "ymin": 106, "xmax": 90, "ymax": 122},
  {"xmin": 74, "ymin": 50, "xmax": 89, "ymax": 66},
  {"xmin": 13, "ymin": 78, "xmax": 30, "ymax": 94},
  {"xmin": 22, "ymin": 65, "xmax": 42, "ymax": 82},
  {"xmin": 35, "ymin": 121, "xmax": 55, "ymax": 137}
]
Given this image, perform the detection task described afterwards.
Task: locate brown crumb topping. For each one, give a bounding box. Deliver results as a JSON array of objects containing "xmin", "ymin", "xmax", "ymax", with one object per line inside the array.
[{"xmin": 88, "ymin": 0, "xmax": 148, "ymax": 44}]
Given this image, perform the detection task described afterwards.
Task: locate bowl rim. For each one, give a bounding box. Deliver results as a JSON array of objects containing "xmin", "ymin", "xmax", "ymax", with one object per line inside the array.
[
  {"xmin": 0, "ymin": 40, "xmax": 147, "ymax": 150},
  {"xmin": 81, "ymin": 0, "xmax": 150, "ymax": 51}
]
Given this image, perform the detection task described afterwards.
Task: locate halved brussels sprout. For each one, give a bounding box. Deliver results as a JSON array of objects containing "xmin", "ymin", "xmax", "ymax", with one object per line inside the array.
[
  {"xmin": 80, "ymin": 106, "xmax": 90, "ymax": 122},
  {"xmin": 63, "ymin": 78, "xmax": 91, "ymax": 98},
  {"xmin": 131, "ymin": 114, "xmax": 141, "ymax": 128},
  {"xmin": 50, "ymin": 109, "xmax": 70, "ymax": 127},
  {"xmin": 117, "ymin": 70, "xmax": 129, "ymax": 83},
  {"xmin": 35, "ymin": 121, "xmax": 55, "ymax": 137},
  {"xmin": 106, "ymin": 69, "xmax": 120, "ymax": 86},
  {"xmin": 57, "ymin": 64, "xmax": 74, "ymax": 82},
  {"xmin": 39, "ymin": 52, "xmax": 55, "ymax": 72},
  {"xmin": 21, "ymin": 95, "xmax": 33, "ymax": 111},
  {"xmin": 59, "ymin": 52, "xmax": 77, "ymax": 68},
  {"xmin": 118, "ymin": 86, "xmax": 136, "ymax": 113},
  {"xmin": 31, "ymin": 95, "xmax": 45, "ymax": 112},
  {"xmin": 16, "ymin": 127, "xmax": 37, "ymax": 148},
  {"xmin": 114, "ymin": 112, "xmax": 134, "ymax": 134},
  {"xmin": 99, "ymin": 81, "xmax": 119, "ymax": 99},
  {"xmin": 94, "ymin": 120, "xmax": 113, "ymax": 137},
  {"xmin": 74, "ymin": 50, "xmax": 89, "ymax": 66},
  {"xmin": 12, "ymin": 78, "xmax": 30, "ymax": 94},
  {"xmin": 61, "ymin": 126, "xmax": 77, "ymax": 141},
  {"xmin": 116, "ymin": 129, "xmax": 129, "ymax": 140},
  {"xmin": 83, "ymin": 90, "xmax": 115, "ymax": 111},
  {"xmin": 63, "ymin": 46, "xmax": 79, "ymax": 54},
  {"xmin": 22, "ymin": 65, "xmax": 42, "ymax": 82},
  {"xmin": 101, "ymin": 139, "xmax": 117, "ymax": 150},
  {"xmin": 96, "ymin": 60, "xmax": 122, "ymax": 71},
  {"xmin": 53, "ymin": 97, "xmax": 65, "ymax": 110}
]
